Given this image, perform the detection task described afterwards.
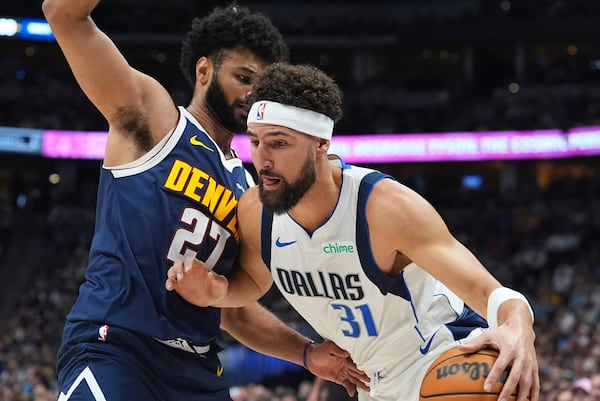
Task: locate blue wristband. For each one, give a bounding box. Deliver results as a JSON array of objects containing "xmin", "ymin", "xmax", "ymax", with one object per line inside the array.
[{"xmin": 303, "ymin": 340, "xmax": 316, "ymax": 370}]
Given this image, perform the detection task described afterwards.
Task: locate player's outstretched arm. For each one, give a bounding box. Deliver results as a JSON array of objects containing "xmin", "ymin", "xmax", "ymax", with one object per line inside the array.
[
  {"xmin": 42, "ymin": 0, "xmax": 178, "ymax": 164},
  {"xmin": 221, "ymin": 304, "xmax": 370, "ymax": 396}
]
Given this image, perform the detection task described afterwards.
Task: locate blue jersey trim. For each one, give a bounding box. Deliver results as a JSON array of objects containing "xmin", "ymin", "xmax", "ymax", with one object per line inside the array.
[
  {"xmin": 260, "ymin": 208, "xmax": 273, "ymax": 270},
  {"xmin": 355, "ymin": 172, "xmax": 411, "ymax": 301},
  {"xmin": 445, "ymin": 306, "xmax": 488, "ymax": 340}
]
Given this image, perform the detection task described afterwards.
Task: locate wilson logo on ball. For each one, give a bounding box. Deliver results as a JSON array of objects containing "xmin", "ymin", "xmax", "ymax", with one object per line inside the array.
[
  {"xmin": 420, "ymin": 347, "xmax": 523, "ymax": 401},
  {"xmin": 435, "ymin": 361, "xmax": 507, "ymax": 382}
]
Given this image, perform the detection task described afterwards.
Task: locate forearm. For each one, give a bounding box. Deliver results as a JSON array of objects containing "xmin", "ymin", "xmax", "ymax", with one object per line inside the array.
[
  {"xmin": 42, "ymin": 0, "xmax": 100, "ymax": 22},
  {"xmin": 221, "ymin": 303, "xmax": 310, "ymax": 366},
  {"xmin": 213, "ymin": 268, "xmax": 268, "ymax": 308},
  {"xmin": 222, "ymin": 303, "xmax": 372, "ymax": 394}
]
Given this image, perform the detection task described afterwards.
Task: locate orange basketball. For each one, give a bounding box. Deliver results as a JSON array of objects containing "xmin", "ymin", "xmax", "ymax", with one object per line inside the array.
[{"xmin": 419, "ymin": 347, "xmax": 520, "ymax": 401}]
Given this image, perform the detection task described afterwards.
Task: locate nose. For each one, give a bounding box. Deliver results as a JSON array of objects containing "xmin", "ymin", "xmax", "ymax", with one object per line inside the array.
[
  {"xmin": 251, "ymin": 141, "xmax": 273, "ymax": 170},
  {"xmin": 262, "ymin": 159, "xmax": 273, "ymax": 170}
]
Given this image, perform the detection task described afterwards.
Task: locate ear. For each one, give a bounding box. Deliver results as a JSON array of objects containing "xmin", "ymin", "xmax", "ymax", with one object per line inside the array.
[
  {"xmin": 195, "ymin": 56, "xmax": 213, "ymax": 86},
  {"xmin": 316, "ymin": 138, "xmax": 330, "ymax": 153}
]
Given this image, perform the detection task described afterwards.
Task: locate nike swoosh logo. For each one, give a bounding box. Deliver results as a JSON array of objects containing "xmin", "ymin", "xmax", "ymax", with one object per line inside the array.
[
  {"xmin": 419, "ymin": 332, "xmax": 437, "ymax": 355},
  {"xmin": 190, "ymin": 136, "xmax": 214, "ymax": 152},
  {"xmin": 275, "ymin": 237, "xmax": 297, "ymax": 247}
]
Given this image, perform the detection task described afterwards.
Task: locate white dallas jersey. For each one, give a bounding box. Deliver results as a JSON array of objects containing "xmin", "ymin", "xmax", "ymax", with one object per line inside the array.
[{"xmin": 260, "ymin": 161, "xmax": 487, "ymax": 400}]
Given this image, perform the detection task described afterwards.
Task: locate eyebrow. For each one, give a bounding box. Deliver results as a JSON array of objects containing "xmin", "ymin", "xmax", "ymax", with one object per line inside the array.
[
  {"xmin": 236, "ymin": 65, "xmax": 258, "ymax": 75},
  {"xmin": 247, "ymin": 128, "xmax": 294, "ymax": 138}
]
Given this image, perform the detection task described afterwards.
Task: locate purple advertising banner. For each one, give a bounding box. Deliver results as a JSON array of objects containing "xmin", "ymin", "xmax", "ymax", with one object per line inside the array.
[
  {"xmin": 42, "ymin": 130, "xmax": 108, "ymax": 159},
  {"xmin": 41, "ymin": 126, "xmax": 600, "ymax": 162}
]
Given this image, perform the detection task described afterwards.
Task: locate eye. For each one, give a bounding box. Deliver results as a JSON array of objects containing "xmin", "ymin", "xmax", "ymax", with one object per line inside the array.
[
  {"xmin": 273, "ymin": 140, "xmax": 287, "ymax": 147},
  {"xmin": 237, "ymin": 75, "xmax": 251, "ymax": 84}
]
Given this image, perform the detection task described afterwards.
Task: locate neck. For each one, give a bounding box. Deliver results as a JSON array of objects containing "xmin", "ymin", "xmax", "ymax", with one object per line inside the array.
[{"xmin": 288, "ymin": 163, "xmax": 342, "ymax": 234}]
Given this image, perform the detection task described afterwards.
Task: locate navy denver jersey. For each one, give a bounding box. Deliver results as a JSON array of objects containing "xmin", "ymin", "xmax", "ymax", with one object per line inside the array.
[{"xmin": 63, "ymin": 107, "xmax": 251, "ymax": 349}]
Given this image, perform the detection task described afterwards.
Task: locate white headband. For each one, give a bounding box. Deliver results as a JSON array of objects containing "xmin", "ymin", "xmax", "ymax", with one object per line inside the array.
[{"xmin": 247, "ymin": 100, "xmax": 334, "ymax": 140}]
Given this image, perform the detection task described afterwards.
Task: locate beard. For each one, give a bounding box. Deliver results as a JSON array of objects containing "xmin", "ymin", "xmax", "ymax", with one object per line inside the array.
[
  {"xmin": 259, "ymin": 150, "xmax": 317, "ymax": 215},
  {"xmin": 205, "ymin": 75, "xmax": 246, "ymax": 133}
]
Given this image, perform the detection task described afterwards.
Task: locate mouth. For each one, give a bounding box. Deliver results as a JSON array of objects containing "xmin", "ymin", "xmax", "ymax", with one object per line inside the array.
[
  {"xmin": 260, "ymin": 174, "xmax": 281, "ymax": 190},
  {"xmin": 237, "ymin": 103, "xmax": 250, "ymax": 118}
]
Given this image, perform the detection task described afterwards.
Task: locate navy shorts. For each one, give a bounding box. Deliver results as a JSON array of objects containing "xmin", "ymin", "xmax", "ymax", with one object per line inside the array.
[{"xmin": 57, "ymin": 321, "xmax": 231, "ymax": 401}]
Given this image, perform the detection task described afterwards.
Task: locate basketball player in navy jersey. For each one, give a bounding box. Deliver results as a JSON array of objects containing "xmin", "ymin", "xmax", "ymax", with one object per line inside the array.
[
  {"xmin": 42, "ymin": 2, "xmax": 368, "ymax": 400},
  {"xmin": 167, "ymin": 63, "xmax": 540, "ymax": 401}
]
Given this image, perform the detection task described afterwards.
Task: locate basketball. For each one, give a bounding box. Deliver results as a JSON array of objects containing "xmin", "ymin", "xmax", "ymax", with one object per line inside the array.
[{"xmin": 419, "ymin": 347, "xmax": 521, "ymax": 401}]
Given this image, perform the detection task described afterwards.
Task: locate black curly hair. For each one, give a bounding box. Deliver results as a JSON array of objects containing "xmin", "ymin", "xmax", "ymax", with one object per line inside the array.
[
  {"xmin": 179, "ymin": 3, "xmax": 289, "ymax": 87},
  {"xmin": 250, "ymin": 63, "xmax": 343, "ymax": 123}
]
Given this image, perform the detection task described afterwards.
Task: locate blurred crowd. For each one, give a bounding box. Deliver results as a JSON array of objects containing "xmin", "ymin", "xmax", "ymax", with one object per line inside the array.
[
  {"xmin": 2, "ymin": 43, "xmax": 600, "ymax": 136},
  {"xmin": 3, "ymin": 1, "xmax": 600, "ymax": 136},
  {"xmin": 0, "ymin": 166, "xmax": 598, "ymax": 401},
  {"xmin": 1, "ymin": 1, "xmax": 600, "ymax": 400}
]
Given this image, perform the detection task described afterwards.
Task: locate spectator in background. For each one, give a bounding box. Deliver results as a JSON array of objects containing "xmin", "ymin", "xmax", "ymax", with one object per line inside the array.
[
  {"xmin": 591, "ymin": 374, "xmax": 600, "ymax": 401},
  {"xmin": 553, "ymin": 388, "xmax": 574, "ymax": 401},
  {"xmin": 572, "ymin": 378, "xmax": 593, "ymax": 401}
]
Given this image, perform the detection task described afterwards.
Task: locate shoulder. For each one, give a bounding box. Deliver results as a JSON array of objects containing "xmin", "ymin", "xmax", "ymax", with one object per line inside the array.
[
  {"xmin": 237, "ymin": 187, "xmax": 263, "ymax": 249},
  {"xmin": 367, "ymin": 178, "xmax": 435, "ymax": 227},
  {"xmin": 238, "ymin": 187, "xmax": 262, "ymax": 227}
]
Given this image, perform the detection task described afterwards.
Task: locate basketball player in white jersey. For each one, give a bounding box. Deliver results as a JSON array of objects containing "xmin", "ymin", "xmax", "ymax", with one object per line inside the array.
[{"xmin": 166, "ymin": 63, "xmax": 539, "ymax": 401}]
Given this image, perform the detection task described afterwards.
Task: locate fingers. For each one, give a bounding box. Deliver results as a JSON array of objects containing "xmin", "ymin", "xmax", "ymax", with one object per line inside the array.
[
  {"xmin": 491, "ymin": 351, "xmax": 519, "ymax": 401},
  {"xmin": 165, "ymin": 260, "xmax": 183, "ymax": 291},
  {"xmin": 336, "ymin": 370, "xmax": 369, "ymax": 396},
  {"xmin": 334, "ymin": 357, "xmax": 370, "ymax": 393},
  {"xmin": 183, "ymin": 256, "xmax": 198, "ymax": 272},
  {"xmin": 308, "ymin": 342, "xmax": 370, "ymax": 396},
  {"xmin": 339, "ymin": 380, "xmax": 355, "ymax": 397},
  {"xmin": 457, "ymin": 331, "xmax": 494, "ymax": 353},
  {"xmin": 164, "ymin": 257, "xmax": 229, "ymax": 306},
  {"xmin": 337, "ymin": 369, "xmax": 369, "ymax": 394},
  {"xmin": 349, "ymin": 372, "xmax": 370, "ymax": 392},
  {"xmin": 165, "ymin": 257, "xmax": 210, "ymax": 291},
  {"xmin": 479, "ymin": 342, "xmax": 537, "ymax": 401},
  {"xmin": 509, "ymin": 350, "xmax": 538, "ymax": 401},
  {"xmin": 346, "ymin": 361, "xmax": 370, "ymax": 384},
  {"xmin": 528, "ymin": 359, "xmax": 540, "ymax": 401}
]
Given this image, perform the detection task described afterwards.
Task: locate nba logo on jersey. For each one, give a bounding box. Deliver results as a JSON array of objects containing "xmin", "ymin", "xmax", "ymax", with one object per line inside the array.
[
  {"xmin": 98, "ymin": 324, "xmax": 109, "ymax": 342},
  {"xmin": 256, "ymin": 101, "xmax": 267, "ymax": 120}
]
